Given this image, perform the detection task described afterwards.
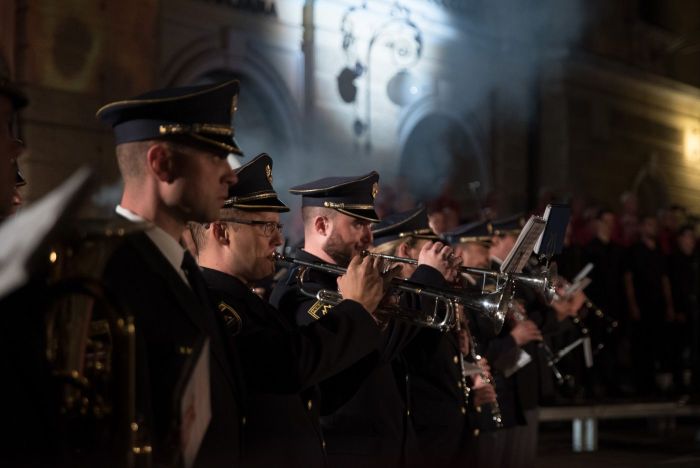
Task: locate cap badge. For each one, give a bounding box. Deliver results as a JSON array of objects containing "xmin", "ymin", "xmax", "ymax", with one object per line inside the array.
[
  {"xmin": 371, "ymin": 182, "xmax": 379, "ymax": 199},
  {"xmin": 265, "ymin": 164, "xmax": 273, "ymax": 183}
]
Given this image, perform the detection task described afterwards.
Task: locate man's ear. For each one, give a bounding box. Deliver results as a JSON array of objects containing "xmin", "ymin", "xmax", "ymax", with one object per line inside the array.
[
  {"xmin": 212, "ymin": 222, "xmax": 230, "ymax": 246},
  {"xmin": 146, "ymin": 143, "xmax": 175, "ymax": 183},
  {"xmin": 396, "ymin": 241, "xmax": 410, "ymax": 258},
  {"xmin": 314, "ymin": 215, "xmax": 330, "ymax": 237}
]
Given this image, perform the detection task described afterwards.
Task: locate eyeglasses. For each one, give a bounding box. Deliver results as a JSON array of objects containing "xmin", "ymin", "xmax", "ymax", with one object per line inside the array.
[{"xmin": 222, "ymin": 218, "xmax": 283, "ymax": 236}]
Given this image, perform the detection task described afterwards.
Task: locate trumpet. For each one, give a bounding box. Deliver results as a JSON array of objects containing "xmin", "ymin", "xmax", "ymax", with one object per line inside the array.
[
  {"xmin": 272, "ymin": 252, "xmax": 511, "ymax": 333},
  {"xmin": 362, "ymin": 250, "xmax": 557, "ymax": 304}
]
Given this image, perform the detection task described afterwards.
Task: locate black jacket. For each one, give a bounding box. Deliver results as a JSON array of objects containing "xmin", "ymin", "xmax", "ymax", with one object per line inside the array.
[
  {"xmin": 102, "ymin": 232, "xmax": 245, "ymax": 467},
  {"xmin": 403, "ymin": 326, "xmax": 472, "ymax": 466},
  {"xmin": 201, "ymin": 267, "xmax": 382, "ymax": 467},
  {"xmin": 269, "ymin": 250, "xmax": 443, "ymax": 467}
]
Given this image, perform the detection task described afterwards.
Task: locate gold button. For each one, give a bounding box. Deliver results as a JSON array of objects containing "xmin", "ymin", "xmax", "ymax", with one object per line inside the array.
[
  {"xmin": 476, "ymin": 405, "xmax": 482, "ymax": 413},
  {"xmin": 241, "ymin": 416, "xmax": 247, "ymax": 425},
  {"xmin": 457, "ymin": 380, "xmax": 462, "ymax": 388},
  {"xmin": 460, "ymin": 406, "xmax": 466, "ymax": 415},
  {"xmin": 473, "ymin": 428, "xmax": 480, "ymax": 437},
  {"xmin": 322, "ymin": 440, "xmax": 326, "ymax": 449},
  {"xmin": 406, "ymin": 409, "xmax": 411, "ymax": 416},
  {"xmin": 453, "ymin": 355, "xmax": 459, "ymax": 364},
  {"xmin": 307, "ymin": 400, "xmax": 313, "ymax": 411}
]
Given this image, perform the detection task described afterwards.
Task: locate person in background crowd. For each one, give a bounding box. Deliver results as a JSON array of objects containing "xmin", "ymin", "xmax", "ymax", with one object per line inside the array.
[
  {"xmin": 614, "ymin": 191, "xmax": 639, "ymax": 247},
  {"xmin": 624, "ymin": 214, "xmax": 675, "ymax": 396},
  {"xmin": 582, "ymin": 208, "xmax": 627, "ymax": 396},
  {"xmin": 668, "ymin": 224, "xmax": 699, "ymax": 393}
]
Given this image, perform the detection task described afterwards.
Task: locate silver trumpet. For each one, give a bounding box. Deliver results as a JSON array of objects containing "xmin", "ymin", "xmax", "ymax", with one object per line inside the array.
[
  {"xmin": 273, "ymin": 252, "xmax": 511, "ymax": 333},
  {"xmin": 362, "ymin": 250, "xmax": 557, "ymax": 304}
]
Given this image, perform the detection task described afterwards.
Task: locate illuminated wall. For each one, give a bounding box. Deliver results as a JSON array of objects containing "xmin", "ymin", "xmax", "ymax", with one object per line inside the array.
[{"xmin": 540, "ymin": 60, "xmax": 700, "ymax": 214}]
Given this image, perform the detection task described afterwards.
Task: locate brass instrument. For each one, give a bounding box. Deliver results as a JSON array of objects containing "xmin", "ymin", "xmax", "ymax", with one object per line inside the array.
[
  {"xmin": 362, "ymin": 250, "xmax": 556, "ymax": 304},
  {"xmin": 509, "ymin": 302, "xmax": 568, "ymax": 385},
  {"xmin": 43, "ymin": 219, "xmax": 150, "ymax": 466},
  {"xmin": 461, "ymin": 319, "xmax": 503, "ymax": 429},
  {"xmin": 272, "ymin": 252, "xmax": 511, "ymax": 333}
]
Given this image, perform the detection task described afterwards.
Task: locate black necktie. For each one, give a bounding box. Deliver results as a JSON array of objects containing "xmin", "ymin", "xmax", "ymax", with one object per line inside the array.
[{"xmin": 181, "ymin": 250, "xmax": 212, "ymax": 309}]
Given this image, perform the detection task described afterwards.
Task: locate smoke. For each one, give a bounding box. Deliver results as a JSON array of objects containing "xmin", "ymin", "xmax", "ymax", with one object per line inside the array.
[
  {"xmin": 448, "ymin": 0, "xmax": 585, "ymax": 112},
  {"xmin": 196, "ymin": 0, "xmax": 589, "ymax": 243}
]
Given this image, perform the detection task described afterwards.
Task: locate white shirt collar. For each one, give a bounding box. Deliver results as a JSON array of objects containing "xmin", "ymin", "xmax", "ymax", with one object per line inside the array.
[{"xmin": 115, "ymin": 205, "xmax": 188, "ymax": 283}]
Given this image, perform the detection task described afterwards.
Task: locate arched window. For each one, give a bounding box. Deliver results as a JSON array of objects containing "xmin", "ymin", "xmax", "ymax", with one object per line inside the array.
[{"xmin": 399, "ymin": 113, "xmax": 486, "ymax": 208}]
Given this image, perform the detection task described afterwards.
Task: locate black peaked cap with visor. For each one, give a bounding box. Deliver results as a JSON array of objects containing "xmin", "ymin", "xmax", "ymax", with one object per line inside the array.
[
  {"xmin": 224, "ymin": 153, "xmax": 288, "ymax": 212},
  {"xmin": 487, "ymin": 214, "xmax": 526, "ymax": 237},
  {"xmin": 289, "ymin": 172, "xmax": 381, "ymax": 223},
  {"xmin": 372, "ymin": 205, "xmax": 437, "ymax": 245},
  {"xmin": 95, "ymin": 80, "xmax": 242, "ymax": 157},
  {"xmin": 442, "ymin": 220, "xmax": 493, "ymax": 246}
]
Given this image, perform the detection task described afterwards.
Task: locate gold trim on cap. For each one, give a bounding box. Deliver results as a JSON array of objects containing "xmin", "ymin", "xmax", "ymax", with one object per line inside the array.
[
  {"xmin": 373, "ymin": 208, "xmax": 426, "ymax": 235},
  {"xmin": 335, "ymin": 208, "xmax": 380, "ymax": 223},
  {"xmin": 186, "ymin": 133, "xmax": 241, "ymax": 155},
  {"xmin": 159, "ymin": 123, "xmax": 233, "ymax": 137},
  {"xmin": 323, "ymin": 201, "xmax": 375, "ymax": 210},
  {"xmin": 224, "ymin": 192, "xmax": 277, "ymax": 205},
  {"xmin": 398, "ymin": 228, "xmax": 438, "ymax": 239},
  {"xmin": 458, "ymin": 236, "xmax": 493, "ymax": 245}
]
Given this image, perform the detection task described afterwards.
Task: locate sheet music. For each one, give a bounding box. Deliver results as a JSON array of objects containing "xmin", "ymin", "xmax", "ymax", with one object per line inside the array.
[
  {"xmin": 0, "ymin": 167, "xmax": 92, "ymax": 300},
  {"xmin": 500, "ymin": 216, "xmax": 546, "ymax": 274}
]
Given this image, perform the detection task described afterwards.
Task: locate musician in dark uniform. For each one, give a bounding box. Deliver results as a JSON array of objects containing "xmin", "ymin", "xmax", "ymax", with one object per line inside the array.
[
  {"xmin": 0, "ymin": 72, "xmax": 27, "ymax": 219},
  {"xmin": 189, "ymin": 153, "xmax": 387, "ymax": 467},
  {"xmin": 269, "ymin": 175, "xmax": 456, "ymax": 467},
  {"xmin": 442, "ymin": 220, "xmax": 513, "ymax": 468},
  {"xmin": 373, "ymin": 209, "xmax": 497, "ymax": 467},
  {"xmin": 96, "ymin": 80, "xmax": 245, "ymax": 467},
  {"xmin": 486, "ymin": 215, "xmax": 577, "ymax": 468}
]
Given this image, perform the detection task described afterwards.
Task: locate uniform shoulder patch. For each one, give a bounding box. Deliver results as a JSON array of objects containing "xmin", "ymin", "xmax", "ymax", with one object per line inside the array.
[
  {"xmin": 218, "ymin": 301, "xmax": 243, "ymax": 335},
  {"xmin": 307, "ymin": 300, "xmax": 332, "ymax": 321}
]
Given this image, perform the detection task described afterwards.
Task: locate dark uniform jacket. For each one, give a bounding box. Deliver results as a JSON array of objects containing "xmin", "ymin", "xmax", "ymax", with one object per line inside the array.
[
  {"xmin": 404, "ymin": 326, "xmax": 472, "ymax": 466},
  {"xmin": 102, "ymin": 232, "xmax": 245, "ymax": 467},
  {"xmin": 201, "ymin": 267, "xmax": 382, "ymax": 467},
  {"xmin": 482, "ymin": 259, "xmax": 561, "ymax": 426},
  {"xmin": 269, "ymin": 249, "xmax": 443, "ymax": 467}
]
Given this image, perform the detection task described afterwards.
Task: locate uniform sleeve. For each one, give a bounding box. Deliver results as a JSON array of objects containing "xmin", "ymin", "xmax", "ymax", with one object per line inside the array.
[{"xmin": 226, "ymin": 291, "xmax": 382, "ymax": 394}]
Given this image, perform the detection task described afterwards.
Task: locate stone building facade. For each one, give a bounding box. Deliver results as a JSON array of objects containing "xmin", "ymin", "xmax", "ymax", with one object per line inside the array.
[{"xmin": 4, "ymin": 0, "xmax": 700, "ymax": 225}]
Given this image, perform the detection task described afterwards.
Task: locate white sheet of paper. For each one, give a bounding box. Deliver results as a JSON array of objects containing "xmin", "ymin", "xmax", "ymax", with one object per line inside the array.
[
  {"xmin": 500, "ymin": 216, "xmax": 546, "ymax": 274},
  {"xmin": 0, "ymin": 167, "xmax": 92, "ymax": 300},
  {"xmin": 504, "ymin": 349, "xmax": 532, "ymax": 378},
  {"xmin": 180, "ymin": 339, "xmax": 212, "ymax": 468}
]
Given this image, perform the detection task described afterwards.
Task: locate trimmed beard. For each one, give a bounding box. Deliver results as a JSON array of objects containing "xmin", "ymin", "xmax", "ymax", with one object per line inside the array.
[{"xmin": 323, "ymin": 230, "xmax": 354, "ymax": 267}]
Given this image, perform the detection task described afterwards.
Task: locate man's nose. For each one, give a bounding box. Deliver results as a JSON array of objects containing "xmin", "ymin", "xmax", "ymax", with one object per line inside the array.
[{"xmin": 223, "ymin": 165, "xmax": 238, "ymax": 186}]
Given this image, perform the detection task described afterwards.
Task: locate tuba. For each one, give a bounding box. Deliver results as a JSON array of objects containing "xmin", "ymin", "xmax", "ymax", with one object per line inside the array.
[{"xmin": 37, "ymin": 219, "xmax": 149, "ymax": 466}]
